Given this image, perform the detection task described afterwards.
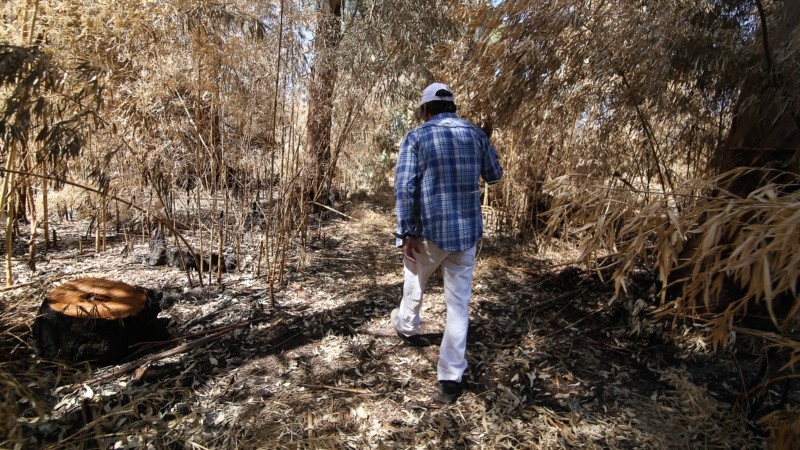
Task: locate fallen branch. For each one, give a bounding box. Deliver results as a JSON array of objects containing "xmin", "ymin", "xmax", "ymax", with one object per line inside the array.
[
  {"xmin": 128, "ymin": 313, "xmax": 272, "ymax": 357},
  {"xmin": 68, "ymin": 317, "xmax": 282, "ymax": 389}
]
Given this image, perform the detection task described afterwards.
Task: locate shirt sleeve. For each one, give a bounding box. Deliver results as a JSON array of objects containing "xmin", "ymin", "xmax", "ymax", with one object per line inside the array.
[
  {"xmin": 394, "ymin": 132, "xmax": 421, "ymax": 242},
  {"xmin": 481, "ymin": 136, "xmax": 503, "ymax": 185}
]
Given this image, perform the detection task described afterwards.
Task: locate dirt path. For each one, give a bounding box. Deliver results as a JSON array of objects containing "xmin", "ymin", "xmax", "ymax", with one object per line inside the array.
[{"xmin": 2, "ymin": 201, "xmax": 766, "ymax": 448}]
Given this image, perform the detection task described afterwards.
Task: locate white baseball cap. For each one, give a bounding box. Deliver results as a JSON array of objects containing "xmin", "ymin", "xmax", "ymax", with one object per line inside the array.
[{"xmin": 420, "ymin": 82, "xmax": 454, "ymax": 105}]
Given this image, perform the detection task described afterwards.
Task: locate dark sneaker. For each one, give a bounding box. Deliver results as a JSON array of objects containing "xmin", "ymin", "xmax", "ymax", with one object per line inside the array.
[
  {"xmin": 391, "ymin": 308, "xmax": 427, "ymax": 347},
  {"xmin": 396, "ymin": 331, "xmax": 428, "ymax": 347},
  {"xmin": 436, "ymin": 380, "xmax": 462, "ymax": 404}
]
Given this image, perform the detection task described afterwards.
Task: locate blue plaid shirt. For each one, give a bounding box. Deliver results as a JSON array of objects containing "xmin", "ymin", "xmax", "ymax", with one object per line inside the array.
[{"xmin": 395, "ymin": 112, "xmax": 503, "ymax": 252}]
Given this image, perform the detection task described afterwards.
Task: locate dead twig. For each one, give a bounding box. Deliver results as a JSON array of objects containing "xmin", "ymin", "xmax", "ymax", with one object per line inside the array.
[
  {"xmin": 573, "ymin": 336, "xmax": 632, "ymax": 354},
  {"xmin": 543, "ymin": 317, "xmax": 587, "ymax": 338},
  {"xmin": 742, "ymin": 374, "xmax": 800, "ymax": 399},
  {"xmin": 300, "ymin": 383, "xmax": 377, "ymax": 395},
  {"xmin": 312, "ymin": 201, "xmax": 356, "ymax": 220},
  {"xmin": 0, "ymin": 280, "xmax": 39, "ymax": 292},
  {"xmin": 503, "ymin": 253, "xmax": 622, "ymax": 275}
]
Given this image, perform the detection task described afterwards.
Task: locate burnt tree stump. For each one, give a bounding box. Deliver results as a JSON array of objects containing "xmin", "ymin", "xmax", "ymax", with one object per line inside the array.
[
  {"xmin": 32, "ymin": 278, "xmax": 170, "ymax": 364},
  {"xmin": 147, "ymin": 229, "xmax": 167, "ymax": 266}
]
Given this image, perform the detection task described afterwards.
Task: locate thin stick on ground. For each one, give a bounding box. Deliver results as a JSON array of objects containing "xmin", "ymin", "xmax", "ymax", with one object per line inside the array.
[{"xmin": 70, "ymin": 317, "xmax": 282, "ymax": 389}]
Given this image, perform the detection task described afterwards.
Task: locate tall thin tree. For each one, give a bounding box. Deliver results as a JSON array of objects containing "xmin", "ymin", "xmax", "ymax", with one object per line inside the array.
[{"xmin": 304, "ymin": 0, "xmax": 344, "ymax": 202}]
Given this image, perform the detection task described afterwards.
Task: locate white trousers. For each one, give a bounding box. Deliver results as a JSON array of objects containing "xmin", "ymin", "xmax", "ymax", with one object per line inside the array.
[{"xmin": 393, "ymin": 240, "xmax": 477, "ymax": 383}]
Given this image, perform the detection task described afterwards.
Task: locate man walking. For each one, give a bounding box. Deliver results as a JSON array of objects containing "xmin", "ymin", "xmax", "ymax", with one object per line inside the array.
[{"xmin": 391, "ymin": 82, "xmax": 503, "ymax": 404}]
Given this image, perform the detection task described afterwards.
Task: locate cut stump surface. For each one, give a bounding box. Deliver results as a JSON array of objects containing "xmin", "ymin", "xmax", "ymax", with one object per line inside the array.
[
  {"xmin": 47, "ymin": 277, "xmax": 147, "ymax": 319},
  {"xmin": 33, "ymin": 278, "xmax": 169, "ymax": 364}
]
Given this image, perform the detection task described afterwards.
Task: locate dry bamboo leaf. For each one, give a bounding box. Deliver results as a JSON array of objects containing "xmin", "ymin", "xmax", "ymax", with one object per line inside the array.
[{"xmin": 758, "ymin": 408, "xmax": 800, "ymax": 450}]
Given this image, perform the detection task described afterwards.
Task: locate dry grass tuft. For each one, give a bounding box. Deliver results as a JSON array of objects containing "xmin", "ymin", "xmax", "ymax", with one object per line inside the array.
[
  {"xmin": 544, "ymin": 167, "xmax": 799, "ymax": 399},
  {"xmin": 759, "ymin": 406, "xmax": 800, "ymax": 450},
  {"xmin": 1, "ymin": 284, "xmax": 52, "ymax": 449}
]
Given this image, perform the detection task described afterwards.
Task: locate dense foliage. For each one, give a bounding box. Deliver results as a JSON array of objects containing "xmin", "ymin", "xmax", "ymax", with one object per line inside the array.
[{"xmin": 1, "ymin": 0, "xmax": 798, "ymax": 446}]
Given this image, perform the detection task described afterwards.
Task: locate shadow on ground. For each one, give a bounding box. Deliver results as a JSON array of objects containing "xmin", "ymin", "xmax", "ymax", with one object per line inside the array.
[{"xmin": 14, "ymin": 223, "xmax": 776, "ymax": 448}]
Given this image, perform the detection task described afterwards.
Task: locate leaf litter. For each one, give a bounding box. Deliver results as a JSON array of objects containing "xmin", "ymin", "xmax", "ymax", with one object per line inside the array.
[{"xmin": 0, "ymin": 200, "xmax": 781, "ymax": 449}]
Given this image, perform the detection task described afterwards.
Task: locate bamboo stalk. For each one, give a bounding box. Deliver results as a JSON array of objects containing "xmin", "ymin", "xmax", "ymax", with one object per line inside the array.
[
  {"xmin": 217, "ymin": 192, "xmax": 225, "ymax": 284},
  {"xmin": 171, "ymin": 232, "xmax": 193, "ymax": 288},
  {"xmin": 216, "ymin": 107, "xmax": 226, "ymax": 284},
  {"xmin": 27, "ymin": 202, "xmax": 37, "ymax": 271},
  {"xmin": 256, "ymin": 239, "xmax": 264, "ymax": 278},
  {"xmin": 3, "ymin": 143, "xmax": 17, "ymax": 286},
  {"xmin": 42, "ymin": 157, "xmax": 49, "ymax": 249},
  {"xmin": 196, "ymin": 177, "xmax": 205, "ymax": 286},
  {"xmin": 22, "ymin": 153, "xmax": 37, "ymax": 270},
  {"xmin": 271, "ymin": 0, "xmax": 285, "ymax": 185},
  {"xmin": 122, "ymin": 226, "xmax": 130, "ymax": 255},
  {"xmin": 115, "ymin": 200, "xmax": 120, "ymax": 234},
  {"xmin": 278, "ymin": 228, "xmax": 289, "ymax": 285},
  {"xmin": 4, "ymin": 191, "xmax": 16, "ymax": 286},
  {"xmin": 265, "ymin": 213, "xmax": 274, "ymax": 306},
  {"xmin": 8, "ymin": 7, "xmax": 39, "ymax": 254},
  {"xmin": 257, "ymin": 0, "xmax": 286, "ymax": 308},
  {"xmin": 235, "ymin": 234, "xmax": 241, "ymax": 273},
  {"xmin": 94, "ymin": 205, "xmax": 100, "ymax": 254},
  {"xmin": 0, "ymin": 168, "xmax": 197, "ymax": 260},
  {"xmin": 209, "ymin": 140, "xmax": 218, "ymax": 286},
  {"xmin": 208, "ymin": 209, "xmax": 215, "ymax": 286},
  {"xmin": 27, "ymin": 0, "xmax": 40, "ymax": 46},
  {"xmin": 102, "ymin": 199, "xmax": 107, "ymax": 252},
  {"xmin": 270, "ymin": 229, "xmax": 281, "ymax": 287},
  {"xmin": 21, "ymin": 2, "xmax": 30, "ymax": 44}
]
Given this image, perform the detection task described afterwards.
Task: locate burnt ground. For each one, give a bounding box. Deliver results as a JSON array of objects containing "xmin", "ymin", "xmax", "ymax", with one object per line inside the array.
[{"xmin": 0, "ymin": 195, "xmax": 789, "ymax": 449}]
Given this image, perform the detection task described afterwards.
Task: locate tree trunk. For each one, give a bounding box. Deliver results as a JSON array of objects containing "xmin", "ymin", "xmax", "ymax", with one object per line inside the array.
[
  {"xmin": 715, "ymin": 2, "xmax": 800, "ymax": 196},
  {"xmin": 304, "ymin": 0, "xmax": 344, "ymax": 202},
  {"xmin": 674, "ymin": 2, "xmax": 800, "ymax": 318}
]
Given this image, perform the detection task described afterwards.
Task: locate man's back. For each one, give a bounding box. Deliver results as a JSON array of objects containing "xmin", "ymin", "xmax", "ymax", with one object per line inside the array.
[{"xmin": 395, "ymin": 112, "xmax": 503, "ymax": 252}]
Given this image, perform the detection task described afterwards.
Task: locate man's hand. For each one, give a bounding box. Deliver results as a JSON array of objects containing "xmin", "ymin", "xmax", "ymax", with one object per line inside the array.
[{"xmin": 402, "ymin": 237, "xmax": 421, "ymax": 264}]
